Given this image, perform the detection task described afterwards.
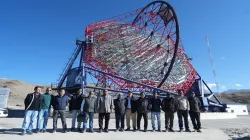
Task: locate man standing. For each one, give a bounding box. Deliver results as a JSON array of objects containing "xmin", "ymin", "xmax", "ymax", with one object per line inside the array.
[
  {"xmin": 96, "ymin": 89, "xmax": 114, "ymax": 133},
  {"xmin": 52, "ymin": 89, "xmax": 70, "ymax": 133},
  {"xmin": 114, "ymin": 93, "xmax": 126, "ymax": 132},
  {"xmin": 188, "ymin": 92, "xmax": 202, "ymax": 132},
  {"xmin": 37, "ymin": 87, "xmax": 52, "ymax": 133},
  {"xmin": 136, "ymin": 92, "xmax": 151, "ymax": 132},
  {"xmin": 124, "ymin": 91, "xmax": 137, "ymax": 131},
  {"xmin": 79, "ymin": 91, "xmax": 97, "ymax": 133},
  {"xmin": 177, "ymin": 90, "xmax": 191, "ymax": 132},
  {"xmin": 162, "ymin": 92, "xmax": 178, "ymax": 132},
  {"xmin": 69, "ymin": 89, "xmax": 83, "ymax": 132},
  {"xmin": 149, "ymin": 92, "xmax": 162, "ymax": 132},
  {"xmin": 21, "ymin": 86, "xmax": 43, "ymax": 135}
]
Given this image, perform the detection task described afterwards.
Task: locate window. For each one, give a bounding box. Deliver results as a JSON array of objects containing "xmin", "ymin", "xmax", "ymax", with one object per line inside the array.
[{"xmin": 231, "ymin": 110, "xmax": 234, "ymax": 113}]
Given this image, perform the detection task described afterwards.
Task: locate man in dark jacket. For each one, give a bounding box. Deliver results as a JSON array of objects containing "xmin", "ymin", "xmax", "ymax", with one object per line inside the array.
[
  {"xmin": 79, "ymin": 91, "xmax": 97, "ymax": 133},
  {"xmin": 124, "ymin": 91, "xmax": 137, "ymax": 131},
  {"xmin": 136, "ymin": 92, "xmax": 151, "ymax": 132},
  {"xmin": 149, "ymin": 92, "xmax": 162, "ymax": 132},
  {"xmin": 69, "ymin": 89, "xmax": 83, "ymax": 132},
  {"xmin": 37, "ymin": 87, "xmax": 52, "ymax": 133},
  {"xmin": 52, "ymin": 89, "xmax": 70, "ymax": 133},
  {"xmin": 162, "ymin": 92, "xmax": 178, "ymax": 132},
  {"xmin": 96, "ymin": 89, "xmax": 114, "ymax": 133},
  {"xmin": 188, "ymin": 92, "xmax": 202, "ymax": 132},
  {"xmin": 114, "ymin": 93, "xmax": 126, "ymax": 132},
  {"xmin": 21, "ymin": 86, "xmax": 43, "ymax": 135}
]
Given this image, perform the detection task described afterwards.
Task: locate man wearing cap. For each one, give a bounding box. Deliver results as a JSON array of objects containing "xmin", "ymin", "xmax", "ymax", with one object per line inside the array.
[
  {"xmin": 149, "ymin": 92, "xmax": 162, "ymax": 132},
  {"xmin": 177, "ymin": 90, "xmax": 191, "ymax": 132},
  {"xmin": 114, "ymin": 93, "xmax": 126, "ymax": 132},
  {"xmin": 188, "ymin": 92, "xmax": 202, "ymax": 132},
  {"xmin": 161, "ymin": 92, "xmax": 178, "ymax": 132},
  {"xmin": 136, "ymin": 92, "xmax": 151, "ymax": 132},
  {"xmin": 125, "ymin": 90, "xmax": 137, "ymax": 131}
]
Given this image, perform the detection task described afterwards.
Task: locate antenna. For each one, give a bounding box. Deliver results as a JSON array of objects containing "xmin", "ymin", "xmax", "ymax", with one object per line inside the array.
[{"xmin": 205, "ymin": 36, "xmax": 222, "ymax": 102}]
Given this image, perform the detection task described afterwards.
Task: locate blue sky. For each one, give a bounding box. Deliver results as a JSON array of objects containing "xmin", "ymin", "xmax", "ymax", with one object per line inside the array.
[{"xmin": 0, "ymin": 0, "xmax": 250, "ymax": 91}]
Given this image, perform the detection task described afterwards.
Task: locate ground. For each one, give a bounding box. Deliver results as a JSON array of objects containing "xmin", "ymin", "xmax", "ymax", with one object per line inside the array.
[{"xmin": 1, "ymin": 116, "xmax": 250, "ymax": 140}]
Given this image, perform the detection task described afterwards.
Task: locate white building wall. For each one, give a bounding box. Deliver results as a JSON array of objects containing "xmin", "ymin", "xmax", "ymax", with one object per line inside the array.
[{"xmin": 226, "ymin": 104, "xmax": 249, "ymax": 115}]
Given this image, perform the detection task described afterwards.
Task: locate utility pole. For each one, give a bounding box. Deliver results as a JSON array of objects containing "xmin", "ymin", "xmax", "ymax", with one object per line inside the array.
[{"xmin": 205, "ymin": 36, "xmax": 221, "ymax": 102}]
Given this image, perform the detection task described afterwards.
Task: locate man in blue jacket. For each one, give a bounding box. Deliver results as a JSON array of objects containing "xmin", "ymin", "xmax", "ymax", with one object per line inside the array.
[
  {"xmin": 52, "ymin": 89, "xmax": 70, "ymax": 133},
  {"xmin": 21, "ymin": 86, "xmax": 43, "ymax": 135}
]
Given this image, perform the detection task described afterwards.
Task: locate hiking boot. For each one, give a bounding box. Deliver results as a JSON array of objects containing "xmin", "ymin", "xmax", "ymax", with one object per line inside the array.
[
  {"xmin": 185, "ymin": 129, "xmax": 191, "ymax": 132},
  {"xmin": 168, "ymin": 128, "xmax": 175, "ymax": 132}
]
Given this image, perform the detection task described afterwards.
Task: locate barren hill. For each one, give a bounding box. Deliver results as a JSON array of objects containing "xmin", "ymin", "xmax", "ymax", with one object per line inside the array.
[
  {"xmin": 0, "ymin": 79, "xmax": 49, "ymax": 109},
  {"xmin": 220, "ymin": 92, "xmax": 250, "ymax": 104}
]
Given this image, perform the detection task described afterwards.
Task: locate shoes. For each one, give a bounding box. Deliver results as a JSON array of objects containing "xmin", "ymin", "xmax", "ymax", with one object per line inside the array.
[
  {"xmin": 27, "ymin": 131, "xmax": 33, "ymax": 135},
  {"xmin": 143, "ymin": 129, "xmax": 147, "ymax": 132},
  {"xmin": 120, "ymin": 128, "xmax": 124, "ymax": 132},
  {"xmin": 125, "ymin": 128, "xmax": 130, "ymax": 131},
  {"xmin": 20, "ymin": 131, "xmax": 26, "ymax": 136},
  {"xmin": 82, "ymin": 129, "xmax": 86, "ymax": 133},
  {"xmin": 115, "ymin": 129, "xmax": 119, "ymax": 132},
  {"xmin": 178, "ymin": 129, "xmax": 183, "ymax": 132},
  {"xmin": 89, "ymin": 129, "xmax": 94, "ymax": 133},
  {"xmin": 35, "ymin": 129, "xmax": 41, "ymax": 133},
  {"xmin": 133, "ymin": 128, "xmax": 137, "ymax": 132},
  {"xmin": 99, "ymin": 129, "xmax": 103, "ymax": 133},
  {"xmin": 104, "ymin": 129, "xmax": 109, "ymax": 133},
  {"xmin": 152, "ymin": 128, "xmax": 155, "ymax": 132},
  {"xmin": 185, "ymin": 129, "xmax": 191, "ymax": 132},
  {"xmin": 158, "ymin": 129, "xmax": 161, "ymax": 132},
  {"xmin": 71, "ymin": 128, "xmax": 76, "ymax": 132},
  {"xmin": 41, "ymin": 130, "xmax": 47, "ymax": 133},
  {"xmin": 52, "ymin": 129, "xmax": 56, "ymax": 133},
  {"xmin": 62, "ymin": 129, "xmax": 67, "ymax": 133},
  {"xmin": 197, "ymin": 129, "xmax": 202, "ymax": 132},
  {"xmin": 168, "ymin": 129, "xmax": 175, "ymax": 132}
]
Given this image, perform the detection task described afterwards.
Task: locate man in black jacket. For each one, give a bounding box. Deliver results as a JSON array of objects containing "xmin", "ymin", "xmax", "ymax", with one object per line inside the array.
[
  {"xmin": 136, "ymin": 92, "xmax": 151, "ymax": 132},
  {"xmin": 21, "ymin": 86, "xmax": 43, "ymax": 135},
  {"xmin": 69, "ymin": 89, "xmax": 83, "ymax": 132},
  {"xmin": 79, "ymin": 91, "xmax": 97, "ymax": 133},
  {"xmin": 149, "ymin": 92, "xmax": 162, "ymax": 132},
  {"xmin": 52, "ymin": 89, "xmax": 70, "ymax": 133},
  {"xmin": 114, "ymin": 93, "xmax": 126, "ymax": 132},
  {"xmin": 188, "ymin": 92, "xmax": 202, "ymax": 132},
  {"xmin": 124, "ymin": 91, "xmax": 137, "ymax": 131},
  {"xmin": 162, "ymin": 92, "xmax": 178, "ymax": 132}
]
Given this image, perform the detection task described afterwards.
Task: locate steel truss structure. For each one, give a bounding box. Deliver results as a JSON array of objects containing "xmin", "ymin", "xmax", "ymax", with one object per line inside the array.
[{"xmin": 53, "ymin": 1, "xmax": 226, "ymax": 112}]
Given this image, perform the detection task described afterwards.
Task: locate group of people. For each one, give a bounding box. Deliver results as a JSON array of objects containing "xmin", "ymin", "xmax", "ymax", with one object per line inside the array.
[{"xmin": 21, "ymin": 86, "xmax": 202, "ymax": 135}]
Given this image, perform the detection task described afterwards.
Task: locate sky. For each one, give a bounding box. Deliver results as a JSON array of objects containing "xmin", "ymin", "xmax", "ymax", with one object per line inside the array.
[{"xmin": 0, "ymin": 0, "xmax": 250, "ymax": 91}]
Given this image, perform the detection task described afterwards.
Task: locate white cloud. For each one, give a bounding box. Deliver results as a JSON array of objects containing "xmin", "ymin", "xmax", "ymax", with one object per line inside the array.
[
  {"xmin": 207, "ymin": 83, "xmax": 216, "ymax": 88},
  {"xmin": 221, "ymin": 57, "xmax": 226, "ymax": 60},
  {"xmin": 235, "ymin": 84, "xmax": 242, "ymax": 87},
  {"xmin": 220, "ymin": 85, "xmax": 226, "ymax": 90}
]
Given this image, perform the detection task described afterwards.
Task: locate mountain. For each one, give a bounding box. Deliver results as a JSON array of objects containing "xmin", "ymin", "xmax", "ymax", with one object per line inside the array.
[{"xmin": 222, "ymin": 89, "xmax": 250, "ymax": 94}]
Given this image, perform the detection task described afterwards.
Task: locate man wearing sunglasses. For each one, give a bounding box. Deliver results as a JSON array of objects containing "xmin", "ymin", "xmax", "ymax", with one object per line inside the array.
[{"xmin": 36, "ymin": 88, "xmax": 52, "ymax": 133}]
